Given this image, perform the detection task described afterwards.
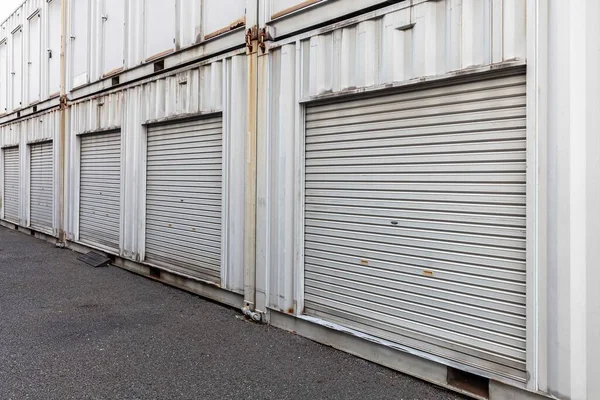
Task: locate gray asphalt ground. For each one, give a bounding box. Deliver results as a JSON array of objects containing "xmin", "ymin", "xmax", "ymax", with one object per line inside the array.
[{"xmin": 0, "ymin": 226, "xmax": 467, "ymax": 400}]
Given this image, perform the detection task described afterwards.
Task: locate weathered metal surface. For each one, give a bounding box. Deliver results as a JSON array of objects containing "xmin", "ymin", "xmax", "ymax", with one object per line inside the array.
[
  {"xmin": 29, "ymin": 140, "xmax": 53, "ymax": 233},
  {"xmin": 65, "ymin": 0, "xmax": 247, "ymax": 92},
  {"xmin": 257, "ymin": 0, "xmax": 531, "ymax": 389},
  {"xmin": 64, "ymin": 51, "xmax": 247, "ymax": 294},
  {"xmin": 0, "ymin": 0, "xmax": 60, "ymax": 115},
  {"xmin": 78, "ymin": 130, "xmax": 121, "ymax": 251},
  {"xmin": 145, "ymin": 116, "xmax": 223, "ymax": 285},
  {"xmin": 303, "ymin": 72, "xmax": 527, "ymax": 381},
  {"xmin": 0, "ymin": 108, "xmax": 60, "ymax": 233},
  {"xmin": 2, "ymin": 146, "xmax": 20, "ymax": 223},
  {"xmin": 0, "ymin": 2, "xmax": 598, "ymax": 400}
]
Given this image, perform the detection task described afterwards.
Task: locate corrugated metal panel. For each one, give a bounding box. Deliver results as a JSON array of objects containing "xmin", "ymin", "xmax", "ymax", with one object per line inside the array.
[
  {"xmin": 267, "ymin": 0, "xmax": 526, "ymax": 100},
  {"xmin": 79, "ymin": 131, "xmax": 121, "ymax": 250},
  {"xmin": 3, "ymin": 146, "xmax": 19, "ymax": 223},
  {"xmin": 30, "ymin": 141, "xmax": 53, "ymax": 233},
  {"xmin": 303, "ymin": 73, "xmax": 527, "ymax": 381},
  {"xmin": 66, "ymin": 53, "xmax": 246, "ymax": 292},
  {"xmin": 145, "ymin": 116, "xmax": 223, "ymax": 284}
]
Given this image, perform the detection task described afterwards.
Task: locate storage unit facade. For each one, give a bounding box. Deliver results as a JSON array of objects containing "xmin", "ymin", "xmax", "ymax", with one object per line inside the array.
[
  {"xmin": 64, "ymin": 51, "xmax": 248, "ymax": 296},
  {"xmin": 0, "ymin": 109, "xmax": 60, "ymax": 232},
  {"xmin": 0, "ymin": 1, "xmax": 599, "ymax": 400},
  {"xmin": 257, "ymin": 1, "xmax": 599, "ymax": 399}
]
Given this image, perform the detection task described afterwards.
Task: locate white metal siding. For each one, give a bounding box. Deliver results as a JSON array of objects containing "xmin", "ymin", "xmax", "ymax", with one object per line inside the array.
[
  {"xmin": 303, "ymin": 73, "xmax": 527, "ymax": 381},
  {"xmin": 12, "ymin": 28, "xmax": 22, "ymax": 109},
  {"xmin": 3, "ymin": 146, "xmax": 20, "ymax": 223},
  {"xmin": 27, "ymin": 12, "xmax": 41, "ymax": 104},
  {"xmin": 79, "ymin": 131, "xmax": 121, "ymax": 250},
  {"xmin": 30, "ymin": 141, "xmax": 53, "ymax": 233},
  {"xmin": 0, "ymin": 41, "xmax": 7, "ymax": 113},
  {"xmin": 144, "ymin": 0, "xmax": 175, "ymax": 60},
  {"xmin": 70, "ymin": 0, "xmax": 90, "ymax": 89},
  {"xmin": 145, "ymin": 117, "xmax": 223, "ymax": 283},
  {"xmin": 102, "ymin": 0, "xmax": 125, "ymax": 76}
]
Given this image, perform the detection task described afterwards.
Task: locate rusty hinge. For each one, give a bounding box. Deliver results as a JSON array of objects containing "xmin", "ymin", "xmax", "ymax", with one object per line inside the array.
[
  {"xmin": 59, "ymin": 94, "xmax": 68, "ymax": 109},
  {"xmin": 259, "ymin": 27, "xmax": 272, "ymax": 53},
  {"xmin": 245, "ymin": 26, "xmax": 259, "ymax": 52}
]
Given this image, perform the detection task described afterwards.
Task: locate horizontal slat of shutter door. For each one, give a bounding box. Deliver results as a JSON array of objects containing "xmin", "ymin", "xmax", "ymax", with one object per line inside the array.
[
  {"xmin": 79, "ymin": 131, "xmax": 121, "ymax": 250},
  {"xmin": 3, "ymin": 147, "xmax": 20, "ymax": 224},
  {"xmin": 145, "ymin": 117, "xmax": 223, "ymax": 284},
  {"xmin": 304, "ymin": 73, "xmax": 527, "ymax": 381},
  {"xmin": 30, "ymin": 141, "xmax": 53, "ymax": 234}
]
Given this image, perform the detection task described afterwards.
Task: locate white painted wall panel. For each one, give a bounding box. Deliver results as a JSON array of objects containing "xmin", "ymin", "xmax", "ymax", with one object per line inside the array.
[
  {"xmin": 47, "ymin": 0, "xmax": 60, "ymax": 95},
  {"xmin": 28, "ymin": 12, "xmax": 41, "ymax": 104},
  {"xmin": 102, "ymin": 0, "xmax": 125, "ymax": 76},
  {"xmin": 178, "ymin": 0, "xmax": 202, "ymax": 49},
  {"xmin": 12, "ymin": 28, "xmax": 23, "ymax": 110},
  {"xmin": 0, "ymin": 41, "xmax": 7, "ymax": 114},
  {"xmin": 144, "ymin": 0, "xmax": 176, "ymax": 60},
  {"xmin": 203, "ymin": 0, "xmax": 245, "ymax": 38},
  {"xmin": 70, "ymin": 0, "xmax": 90, "ymax": 89},
  {"xmin": 0, "ymin": 0, "xmax": 59, "ymax": 112}
]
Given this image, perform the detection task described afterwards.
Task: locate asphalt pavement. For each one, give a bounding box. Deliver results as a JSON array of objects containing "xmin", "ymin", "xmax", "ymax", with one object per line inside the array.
[{"xmin": 0, "ymin": 226, "xmax": 467, "ymax": 400}]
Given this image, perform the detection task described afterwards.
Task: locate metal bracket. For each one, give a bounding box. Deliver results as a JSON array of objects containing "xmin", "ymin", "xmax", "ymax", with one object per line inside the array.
[
  {"xmin": 59, "ymin": 95, "xmax": 68, "ymax": 110},
  {"xmin": 245, "ymin": 26, "xmax": 259, "ymax": 53},
  {"xmin": 259, "ymin": 27, "xmax": 272, "ymax": 53},
  {"xmin": 242, "ymin": 304, "xmax": 266, "ymax": 323}
]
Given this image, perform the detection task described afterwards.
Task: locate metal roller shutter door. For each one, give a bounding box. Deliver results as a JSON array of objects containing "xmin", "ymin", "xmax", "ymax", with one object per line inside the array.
[
  {"xmin": 304, "ymin": 73, "xmax": 527, "ymax": 381},
  {"xmin": 145, "ymin": 117, "xmax": 223, "ymax": 283},
  {"xmin": 3, "ymin": 147, "xmax": 20, "ymax": 224},
  {"xmin": 79, "ymin": 131, "xmax": 121, "ymax": 250},
  {"xmin": 30, "ymin": 141, "xmax": 53, "ymax": 233}
]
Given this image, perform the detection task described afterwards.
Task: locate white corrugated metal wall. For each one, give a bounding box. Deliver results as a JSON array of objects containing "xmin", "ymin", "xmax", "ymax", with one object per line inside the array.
[
  {"xmin": 0, "ymin": 1, "xmax": 598, "ymax": 399},
  {"xmin": 66, "ymin": 51, "xmax": 247, "ymax": 293},
  {"xmin": 258, "ymin": 0, "xmax": 531, "ymax": 389},
  {"xmin": 261, "ymin": 0, "xmax": 527, "ymax": 314}
]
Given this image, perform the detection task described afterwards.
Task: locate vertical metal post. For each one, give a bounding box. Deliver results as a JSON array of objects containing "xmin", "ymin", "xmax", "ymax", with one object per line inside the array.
[
  {"xmin": 242, "ymin": 0, "xmax": 261, "ymax": 320},
  {"xmin": 58, "ymin": 0, "xmax": 69, "ymax": 243}
]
